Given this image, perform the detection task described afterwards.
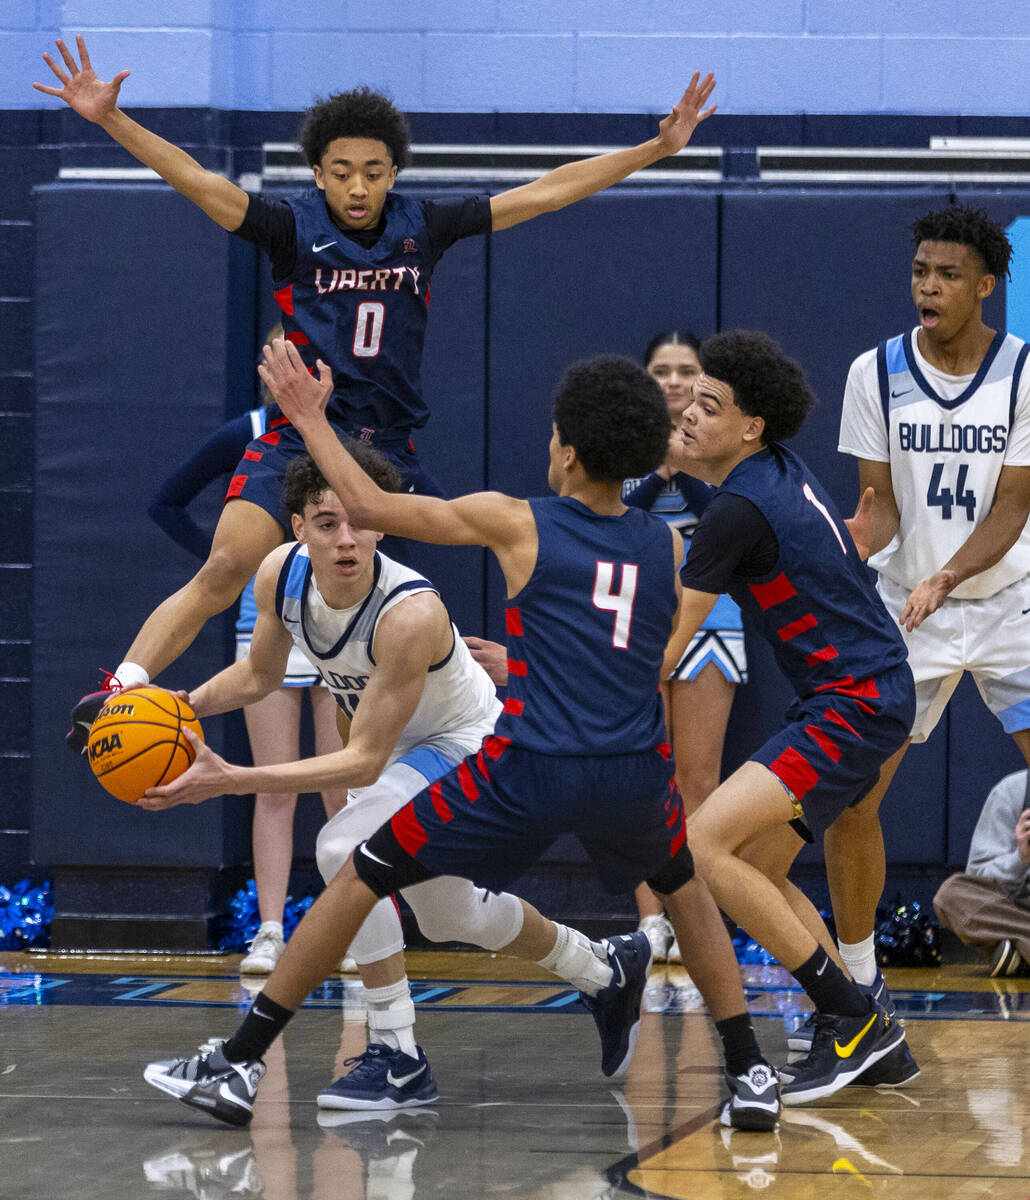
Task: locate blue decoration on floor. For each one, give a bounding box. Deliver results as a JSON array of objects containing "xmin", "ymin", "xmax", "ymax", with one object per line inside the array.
[
  {"xmin": 214, "ymin": 879, "xmax": 316, "ymax": 951},
  {"xmin": 0, "ymin": 879, "xmax": 53, "ymax": 950}
]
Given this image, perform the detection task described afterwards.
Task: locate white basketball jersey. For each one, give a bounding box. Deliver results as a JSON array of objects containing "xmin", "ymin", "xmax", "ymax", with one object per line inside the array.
[
  {"xmin": 839, "ymin": 328, "xmax": 1030, "ymax": 599},
  {"xmin": 276, "ymin": 546, "xmax": 501, "ymax": 763}
]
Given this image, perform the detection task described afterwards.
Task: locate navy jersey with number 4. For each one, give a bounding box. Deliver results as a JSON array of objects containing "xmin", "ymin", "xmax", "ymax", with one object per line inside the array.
[
  {"xmin": 273, "ymin": 191, "xmax": 463, "ymax": 441},
  {"xmin": 494, "ymin": 496, "xmax": 678, "ymax": 755}
]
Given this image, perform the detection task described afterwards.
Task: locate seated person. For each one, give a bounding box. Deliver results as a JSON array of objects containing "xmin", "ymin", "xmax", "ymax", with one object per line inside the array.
[{"xmin": 933, "ymin": 770, "xmax": 1030, "ymax": 977}]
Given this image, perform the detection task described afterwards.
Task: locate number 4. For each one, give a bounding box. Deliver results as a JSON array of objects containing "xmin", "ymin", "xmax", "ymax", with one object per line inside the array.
[{"xmin": 593, "ymin": 562, "xmax": 639, "ymax": 649}]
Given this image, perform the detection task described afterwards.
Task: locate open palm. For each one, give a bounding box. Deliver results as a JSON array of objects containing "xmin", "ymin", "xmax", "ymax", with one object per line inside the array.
[
  {"xmin": 33, "ymin": 35, "xmax": 129, "ymax": 123},
  {"xmin": 656, "ymin": 72, "xmax": 718, "ymax": 155}
]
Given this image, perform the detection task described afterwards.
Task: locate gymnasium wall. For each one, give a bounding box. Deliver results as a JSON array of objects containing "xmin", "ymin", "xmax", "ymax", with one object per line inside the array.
[{"xmin": 4, "ymin": 3, "xmax": 1030, "ymax": 115}]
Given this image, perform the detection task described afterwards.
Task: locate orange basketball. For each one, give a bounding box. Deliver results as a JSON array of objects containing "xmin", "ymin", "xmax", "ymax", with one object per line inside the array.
[{"xmin": 87, "ymin": 686, "xmax": 204, "ymax": 804}]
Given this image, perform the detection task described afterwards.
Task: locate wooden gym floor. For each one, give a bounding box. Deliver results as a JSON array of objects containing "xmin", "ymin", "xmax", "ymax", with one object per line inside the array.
[{"xmin": 1, "ymin": 949, "xmax": 1027, "ymax": 1199}]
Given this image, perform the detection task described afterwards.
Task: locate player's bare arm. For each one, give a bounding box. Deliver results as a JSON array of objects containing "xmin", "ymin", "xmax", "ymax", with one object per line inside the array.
[
  {"xmin": 851, "ymin": 459, "xmax": 900, "ymax": 560},
  {"xmin": 901, "ymin": 463, "xmax": 1030, "ymax": 631},
  {"xmin": 488, "ymin": 72, "xmax": 716, "ymax": 232},
  {"xmin": 142, "ymin": 591, "xmax": 445, "ymax": 809},
  {"xmin": 185, "ymin": 548, "xmax": 294, "ymax": 718},
  {"xmin": 259, "ymin": 338, "xmax": 540, "ymax": 588},
  {"xmin": 33, "ymin": 36, "xmax": 248, "ymax": 232},
  {"xmin": 659, "ymin": 528, "xmax": 717, "ymax": 676}
]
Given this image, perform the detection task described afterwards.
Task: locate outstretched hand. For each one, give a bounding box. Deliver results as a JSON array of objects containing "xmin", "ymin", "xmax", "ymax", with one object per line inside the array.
[
  {"xmin": 845, "ymin": 486, "xmax": 877, "ymax": 561},
  {"xmin": 33, "ymin": 35, "xmax": 129, "ymax": 123},
  {"xmin": 899, "ymin": 570, "xmax": 956, "ymax": 632},
  {"xmin": 258, "ymin": 337, "xmax": 333, "ymax": 429},
  {"xmin": 139, "ymin": 728, "xmax": 236, "ymax": 809},
  {"xmin": 654, "ymin": 72, "xmax": 717, "ymax": 156}
]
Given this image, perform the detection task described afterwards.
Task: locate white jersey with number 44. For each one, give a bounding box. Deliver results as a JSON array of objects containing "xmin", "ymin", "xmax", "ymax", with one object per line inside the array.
[{"xmin": 839, "ymin": 327, "xmax": 1030, "ymax": 600}]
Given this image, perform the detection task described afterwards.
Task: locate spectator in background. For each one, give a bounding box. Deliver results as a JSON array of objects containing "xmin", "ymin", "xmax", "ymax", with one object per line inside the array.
[
  {"xmin": 149, "ymin": 331, "xmax": 348, "ymax": 975},
  {"xmin": 933, "ymin": 770, "xmax": 1030, "ymax": 978}
]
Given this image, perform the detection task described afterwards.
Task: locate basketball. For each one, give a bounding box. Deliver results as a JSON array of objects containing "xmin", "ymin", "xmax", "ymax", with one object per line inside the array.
[{"xmin": 87, "ymin": 686, "xmax": 205, "ymax": 804}]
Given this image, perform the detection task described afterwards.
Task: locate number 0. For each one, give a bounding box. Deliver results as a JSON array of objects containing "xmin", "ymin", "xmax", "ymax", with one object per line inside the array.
[{"xmin": 353, "ymin": 301, "xmax": 384, "ymax": 358}]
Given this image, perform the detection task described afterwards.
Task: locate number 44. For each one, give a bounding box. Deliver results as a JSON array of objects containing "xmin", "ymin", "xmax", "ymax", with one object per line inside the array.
[{"xmin": 927, "ymin": 463, "xmax": 976, "ymax": 521}]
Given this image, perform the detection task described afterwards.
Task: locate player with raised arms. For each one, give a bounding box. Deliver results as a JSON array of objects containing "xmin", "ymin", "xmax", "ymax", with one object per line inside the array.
[
  {"xmin": 33, "ymin": 36, "xmax": 717, "ymax": 749},
  {"xmin": 659, "ymin": 330, "xmax": 916, "ymax": 1103},
  {"xmin": 142, "ymin": 342, "xmax": 782, "ymax": 1133}
]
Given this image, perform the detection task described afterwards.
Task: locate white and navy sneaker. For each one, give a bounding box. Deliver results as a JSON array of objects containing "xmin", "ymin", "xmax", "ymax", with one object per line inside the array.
[
  {"xmin": 787, "ymin": 968, "xmax": 897, "ymax": 1054},
  {"xmin": 721, "ymin": 1062, "xmax": 782, "ymax": 1131},
  {"xmin": 144, "ymin": 1039, "xmax": 264, "ymax": 1127},
  {"xmin": 581, "ymin": 931, "xmax": 652, "ymax": 1077},
  {"xmin": 317, "ymin": 1044, "xmax": 438, "ymax": 1110}
]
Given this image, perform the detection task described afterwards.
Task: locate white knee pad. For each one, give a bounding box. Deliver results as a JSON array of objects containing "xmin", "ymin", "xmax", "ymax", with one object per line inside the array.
[
  {"xmin": 404, "ymin": 877, "xmax": 524, "ymax": 952},
  {"xmin": 347, "ymin": 897, "xmax": 405, "ymax": 965}
]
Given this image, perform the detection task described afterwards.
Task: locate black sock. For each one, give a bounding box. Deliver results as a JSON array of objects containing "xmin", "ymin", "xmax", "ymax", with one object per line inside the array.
[
  {"xmin": 793, "ymin": 948, "xmax": 868, "ymax": 1017},
  {"xmin": 222, "ymin": 992, "xmax": 294, "ymax": 1062},
  {"xmin": 715, "ymin": 1012, "xmax": 763, "ymax": 1077}
]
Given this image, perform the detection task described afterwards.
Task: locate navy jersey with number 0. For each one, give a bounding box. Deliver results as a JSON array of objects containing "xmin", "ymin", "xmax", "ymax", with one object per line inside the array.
[
  {"xmin": 273, "ymin": 191, "xmax": 447, "ymax": 441},
  {"xmin": 494, "ymin": 496, "xmax": 677, "ymax": 755},
  {"xmin": 714, "ymin": 446, "xmax": 908, "ymax": 699}
]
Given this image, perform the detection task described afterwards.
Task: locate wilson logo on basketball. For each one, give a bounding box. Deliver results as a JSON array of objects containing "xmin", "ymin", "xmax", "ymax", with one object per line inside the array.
[
  {"xmin": 104, "ymin": 703, "xmax": 135, "ymax": 716},
  {"xmin": 89, "ymin": 733, "xmax": 123, "ymax": 760}
]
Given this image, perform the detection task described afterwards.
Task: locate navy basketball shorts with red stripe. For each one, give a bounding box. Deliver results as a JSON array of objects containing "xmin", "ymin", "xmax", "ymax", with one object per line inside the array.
[
  {"xmin": 224, "ymin": 423, "xmax": 446, "ymax": 542},
  {"xmin": 354, "ymin": 736, "xmax": 693, "ymax": 897},
  {"xmin": 751, "ymin": 661, "xmax": 915, "ymax": 840}
]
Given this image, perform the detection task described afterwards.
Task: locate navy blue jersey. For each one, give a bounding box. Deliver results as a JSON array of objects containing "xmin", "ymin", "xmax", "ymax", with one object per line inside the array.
[
  {"xmin": 494, "ymin": 496, "xmax": 677, "ymax": 755},
  {"xmin": 269, "ymin": 191, "xmax": 482, "ymax": 442},
  {"xmin": 684, "ymin": 445, "xmax": 908, "ymax": 700}
]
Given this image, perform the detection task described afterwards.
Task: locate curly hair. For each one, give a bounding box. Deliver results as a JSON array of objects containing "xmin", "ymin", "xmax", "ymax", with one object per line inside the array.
[
  {"xmin": 298, "ymin": 87, "xmax": 411, "ymax": 170},
  {"xmin": 642, "ymin": 329, "xmax": 702, "ymax": 367},
  {"xmin": 698, "ymin": 331, "xmax": 815, "ymax": 445},
  {"xmin": 282, "ymin": 446, "xmax": 402, "ymax": 516},
  {"xmin": 911, "ymin": 203, "xmax": 1012, "ymax": 279},
  {"xmin": 553, "ymin": 356, "xmax": 671, "ymax": 482}
]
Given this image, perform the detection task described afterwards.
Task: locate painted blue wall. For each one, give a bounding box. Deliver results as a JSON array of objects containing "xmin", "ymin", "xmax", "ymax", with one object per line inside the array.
[{"xmin": 7, "ymin": 1, "xmax": 1030, "ymax": 114}]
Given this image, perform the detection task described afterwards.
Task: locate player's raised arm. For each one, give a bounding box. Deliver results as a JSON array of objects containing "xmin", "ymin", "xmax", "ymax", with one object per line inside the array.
[
  {"xmin": 259, "ymin": 338, "xmax": 533, "ymax": 555},
  {"xmin": 488, "ymin": 72, "xmax": 716, "ymax": 232},
  {"xmin": 33, "ymin": 36, "xmax": 248, "ymax": 232}
]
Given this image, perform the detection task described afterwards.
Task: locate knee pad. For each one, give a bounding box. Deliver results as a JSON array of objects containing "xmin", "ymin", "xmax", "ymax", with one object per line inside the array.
[
  {"xmin": 404, "ymin": 877, "xmax": 524, "ymax": 951},
  {"xmin": 347, "ymin": 897, "xmax": 405, "ymax": 965}
]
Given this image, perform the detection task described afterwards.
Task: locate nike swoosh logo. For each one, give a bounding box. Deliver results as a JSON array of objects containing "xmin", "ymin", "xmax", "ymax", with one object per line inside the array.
[
  {"xmin": 891, "ymin": 388, "xmax": 913, "ymax": 398},
  {"xmin": 218, "ymin": 1081, "xmax": 252, "ymax": 1109},
  {"xmin": 611, "ymin": 958, "xmax": 626, "ymax": 989},
  {"xmin": 359, "ymin": 843, "xmax": 392, "ymax": 868},
  {"xmin": 387, "ymin": 1064, "xmax": 426, "ymax": 1088},
  {"xmin": 834, "ymin": 1012, "xmax": 879, "ymax": 1058},
  {"xmin": 312, "ymin": 239, "xmax": 337, "ymax": 252},
  {"xmin": 816, "ymin": 960, "xmax": 827, "ymax": 976},
  {"xmin": 1022, "ymin": 607, "xmax": 1030, "ymax": 615}
]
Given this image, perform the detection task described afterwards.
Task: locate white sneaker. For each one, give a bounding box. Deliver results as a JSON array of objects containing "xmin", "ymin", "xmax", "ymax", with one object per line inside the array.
[
  {"xmin": 638, "ymin": 915, "xmax": 673, "ymax": 963},
  {"xmin": 240, "ymin": 921, "xmax": 284, "ymax": 974},
  {"xmin": 339, "ymin": 955, "xmax": 358, "ymax": 974}
]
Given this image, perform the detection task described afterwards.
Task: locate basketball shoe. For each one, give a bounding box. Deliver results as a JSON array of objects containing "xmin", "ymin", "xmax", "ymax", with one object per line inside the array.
[
  {"xmin": 580, "ymin": 931, "xmax": 652, "ymax": 1077},
  {"xmin": 317, "ymin": 1044, "xmax": 438, "ymax": 1110},
  {"xmin": 787, "ymin": 967, "xmax": 896, "ymax": 1053},
  {"xmin": 66, "ymin": 670, "xmax": 122, "ymax": 754},
  {"xmin": 720, "ymin": 1061, "xmax": 782, "ymax": 1131},
  {"xmin": 779, "ymin": 1002, "xmax": 905, "ymax": 1104},
  {"xmin": 144, "ymin": 1039, "xmax": 264, "ymax": 1127},
  {"xmin": 989, "ymin": 938, "xmax": 1029, "ymax": 977},
  {"xmin": 638, "ymin": 914, "xmax": 674, "ymax": 963}
]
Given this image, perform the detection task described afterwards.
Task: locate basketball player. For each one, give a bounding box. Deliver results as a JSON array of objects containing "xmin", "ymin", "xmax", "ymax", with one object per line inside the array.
[
  {"xmin": 33, "ymin": 36, "xmax": 717, "ymax": 747},
  {"xmin": 143, "ymin": 445, "xmax": 643, "ymax": 1109},
  {"xmin": 828, "ymin": 203, "xmax": 1030, "ymax": 1043},
  {"xmin": 142, "ymin": 345, "xmax": 781, "ymax": 1132},
  {"xmin": 658, "ymin": 330, "xmax": 914, "ymax": 1103}
]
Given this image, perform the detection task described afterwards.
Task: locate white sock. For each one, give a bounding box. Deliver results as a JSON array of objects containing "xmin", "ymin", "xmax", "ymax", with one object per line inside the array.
[
  {"xmin": 364, "ymin": 979, "xmax": 418, "ymax": 1058},
  {"xmin": 113, "ymin": 661, "xmax": 150, "ymax": 689},
  {"xmin": 537, "ymin": 924, "xmax": 612, "ymax": 996},
  {"xmin": 838, "ymin": 935, "xmax": 878, "ymax": 987}
]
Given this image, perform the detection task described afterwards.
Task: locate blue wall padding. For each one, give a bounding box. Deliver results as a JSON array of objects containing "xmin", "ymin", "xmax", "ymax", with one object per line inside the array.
[
  {"xmin": 31, "ymin": 179, "xmax": 1030, "ymax": 877},
  {"xmin": 32, "ymin": 184, "xmax": 254, "ymax": 867}
]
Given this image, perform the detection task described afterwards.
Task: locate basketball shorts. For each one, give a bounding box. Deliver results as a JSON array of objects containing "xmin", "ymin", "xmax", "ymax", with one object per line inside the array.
[
  {"xmin": 235, "ymin": 635, "xmax": 321, "ymax": 688},
  {"xmin": 354, "ymin": 737, "xmax": 693, "ymax": 897},
  {"xmin": 878, "ymin": 572, "xmax": 1030, "ymax": 741},
  {"xmin": 223, "ymin": 423, "xmax": 447, "ymax": 533},
  {"xmin": 751, "ymin": 662, "xmax": 915, "ymax": 839}
]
